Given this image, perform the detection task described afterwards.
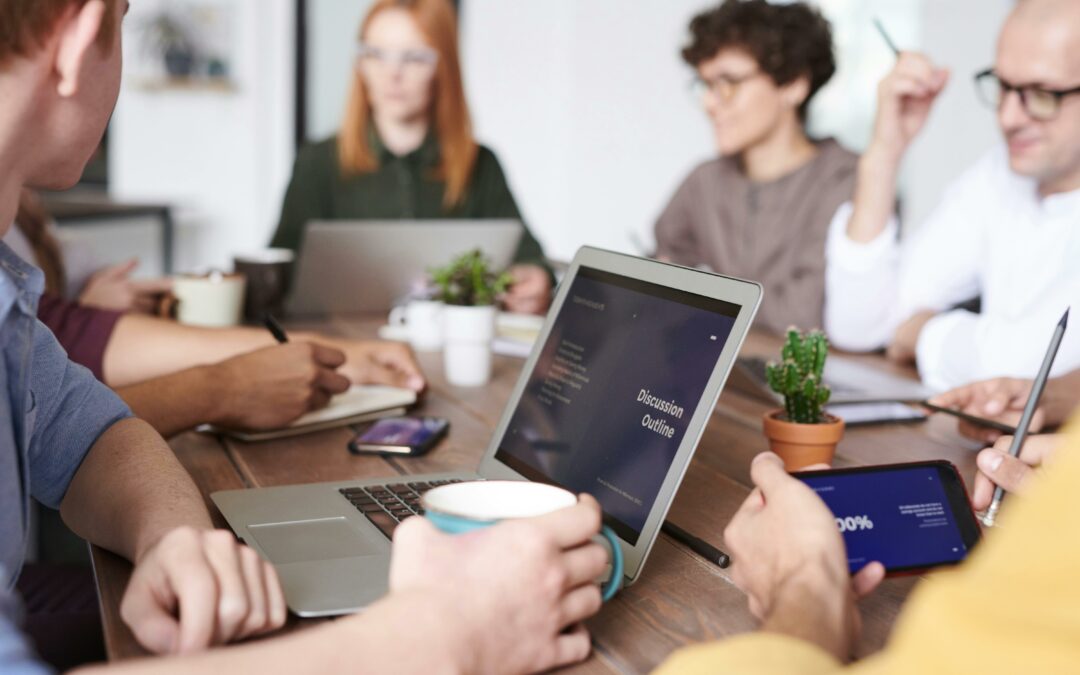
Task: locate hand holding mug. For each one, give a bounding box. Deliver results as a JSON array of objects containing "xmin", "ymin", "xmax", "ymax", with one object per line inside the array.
[{"xmin": 390, "ymin": 489, "xmax": 612, "ymax": 674}]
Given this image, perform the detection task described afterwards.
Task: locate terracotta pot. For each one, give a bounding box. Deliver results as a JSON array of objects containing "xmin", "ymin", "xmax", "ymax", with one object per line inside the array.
[{"xmin": 762, "ymin": 409, "xmax": 845, "ymax": 470}]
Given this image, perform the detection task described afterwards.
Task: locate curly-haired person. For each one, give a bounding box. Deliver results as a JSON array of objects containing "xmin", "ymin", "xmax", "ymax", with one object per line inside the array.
[{"xmin": 654, "ymin": 0, "xmax": 856, "ymax": 334}]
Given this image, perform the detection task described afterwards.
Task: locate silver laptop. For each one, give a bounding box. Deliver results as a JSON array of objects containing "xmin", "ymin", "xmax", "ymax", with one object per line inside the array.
[
  {"xmin": 732, "ymin": 354, "xmax": 935, "ymax": 404},
  {"xmin": 213, "ymin": 247, "xmax": 762, "ymax": 616},
  {"xmin": 286, "ymin": 220, "xmax": 524, "ymax": 316}
]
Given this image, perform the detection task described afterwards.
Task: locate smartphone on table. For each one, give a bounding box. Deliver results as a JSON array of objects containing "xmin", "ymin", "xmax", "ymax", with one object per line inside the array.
[
  {"xmin": 792, "ymin": 461, "xmax": 981, "ymax": 576},
  {"xmin": 348, "ymin": 417, "xmax": 450, "ymax": 456},
  {"xmin": 826, "ymin": 402, "xmax": 928, "ymax": 427}
]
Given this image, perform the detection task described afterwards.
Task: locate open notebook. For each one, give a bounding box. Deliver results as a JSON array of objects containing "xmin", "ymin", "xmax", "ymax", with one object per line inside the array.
[{"xmin": 209, "ymin": 385, "xmax": 418, "ymax": 442}]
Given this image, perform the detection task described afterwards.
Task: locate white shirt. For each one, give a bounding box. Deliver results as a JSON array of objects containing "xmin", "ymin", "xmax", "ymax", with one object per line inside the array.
[{"xmin": 824, "ymin": 145, "xmax": 1080, "ymax": 391}]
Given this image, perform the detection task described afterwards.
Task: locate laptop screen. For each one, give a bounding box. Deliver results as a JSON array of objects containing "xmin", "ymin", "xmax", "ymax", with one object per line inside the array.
[{"xmin": 494, "ymin": 266, "xmax": 741, "ymax": 544}]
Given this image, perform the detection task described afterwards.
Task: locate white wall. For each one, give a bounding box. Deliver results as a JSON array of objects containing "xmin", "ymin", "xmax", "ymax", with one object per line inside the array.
[
  {"xmin": 306, "ymin": 0, "xmax": 374, "ymax": 141},
  {"xmin": 110, "ymin": 0, "xmax": 296, "ymax": 273},
  {"xmin": 902, "ymin": 0, "xmax": 1012, "ymax": 227},
  {"xmin": 461, "ymin": 0, "xmax": 713, "ymax": 261}
]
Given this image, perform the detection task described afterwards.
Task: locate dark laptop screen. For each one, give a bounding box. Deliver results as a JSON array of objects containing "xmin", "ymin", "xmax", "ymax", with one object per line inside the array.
[{"xmin": 494, "ymin": 266, "xmax": 741, "ymax": 544}]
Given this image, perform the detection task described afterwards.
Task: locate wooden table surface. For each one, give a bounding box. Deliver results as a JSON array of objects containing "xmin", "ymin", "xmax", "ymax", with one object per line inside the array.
[{"xmin": 91, "ymin": 318, "xmax": 985, "ymax": 673}]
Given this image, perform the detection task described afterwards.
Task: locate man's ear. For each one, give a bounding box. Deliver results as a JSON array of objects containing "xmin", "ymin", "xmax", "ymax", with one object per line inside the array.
[
  {"xmin": 781, "ymin": 75, "xmax": 811, "ymax": 112},
  {"xmin": 55, "ymin": 0, "xmax": 108, "ymax": 98}
]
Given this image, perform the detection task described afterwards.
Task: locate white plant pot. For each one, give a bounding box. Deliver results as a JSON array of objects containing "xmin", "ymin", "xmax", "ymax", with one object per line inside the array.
[{"xmin": 443, "ymin": 304, "xmax": 496, "ymax": 387}]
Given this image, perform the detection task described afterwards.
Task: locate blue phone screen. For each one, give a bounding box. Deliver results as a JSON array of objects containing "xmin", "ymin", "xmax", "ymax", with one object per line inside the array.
[{"xmin": 797, "ymin": 466, "xmax": 973, "ymax": 573}]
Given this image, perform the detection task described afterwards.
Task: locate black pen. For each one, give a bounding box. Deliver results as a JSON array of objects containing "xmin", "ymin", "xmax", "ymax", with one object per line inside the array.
[
  {"xmin": 263, "ymin": 313, "xmax": 289, "ymax": 344},
  {"xmin": 873, "ymin": 17, "xmax": 901, "ymax": 57},
  {"xmin": 981, "ymin": 307, "xmax": 1069, "ymax": 526},
  {"xmin": 662, "ymin": 521, "xmax": 730, "ymax": 569}
]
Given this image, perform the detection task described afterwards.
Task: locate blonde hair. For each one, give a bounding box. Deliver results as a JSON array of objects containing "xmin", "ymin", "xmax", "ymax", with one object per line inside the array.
[{"xmin": 338, "ymin": 0, "xmax": 477, "ymax": 209}]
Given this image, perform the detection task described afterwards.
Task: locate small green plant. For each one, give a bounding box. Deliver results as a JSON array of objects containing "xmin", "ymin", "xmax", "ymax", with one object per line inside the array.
[
  {"xmin": 765, "ymin": 328, "xmax": 832, "ymax": 424},
  {"xmin": 430, "ymin": 249, "xmax": 512, "ymax": 307}
]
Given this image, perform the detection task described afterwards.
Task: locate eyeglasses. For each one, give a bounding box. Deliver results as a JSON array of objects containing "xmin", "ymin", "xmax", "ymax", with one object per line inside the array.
[
  {"xmin": 691, "ymin": 71, "xmax": 763, "ymax": 102},
  {"xmin": 356, "ymin": 43, "xmax": 439, "ymax": 73},
  {"xmin": 974, "ymin": 69, "xmax": 1080, "ymax": 121}
]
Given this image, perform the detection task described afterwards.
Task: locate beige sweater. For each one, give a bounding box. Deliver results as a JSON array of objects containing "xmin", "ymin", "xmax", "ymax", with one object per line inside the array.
[{"xmin": 654, "ymin": 138, "xmax": 857, "ymax": 335}]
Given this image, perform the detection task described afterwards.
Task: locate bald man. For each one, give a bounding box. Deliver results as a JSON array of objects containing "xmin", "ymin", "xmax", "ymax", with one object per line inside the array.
[{"xmin": 824, "ymin": 0, "xmax": 1080, "ymax": 391}]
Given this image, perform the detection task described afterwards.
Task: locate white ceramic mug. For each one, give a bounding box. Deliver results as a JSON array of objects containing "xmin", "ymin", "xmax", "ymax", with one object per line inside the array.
[
  {"xmin": 422, "ymin": 481, "xmax": 624, "ymax": 602},
  {"xmin": 173, "ymin": 271, "xmax": 246, "ymax": 327},
  {"xmin": 443, "ymin": 304, "xmax": 496, "ymax": 387},
  {"xmin": 389, "ymin": 300, "xmax": 445, "ymax": 352}
]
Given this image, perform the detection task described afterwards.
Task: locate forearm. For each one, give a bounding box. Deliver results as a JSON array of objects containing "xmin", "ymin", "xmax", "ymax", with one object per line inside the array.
[
  {"xmin": 103, "ymin": 314, "xmax": 276, "ymax": 387},
  {"xmin": 74, "ymin": 591, "xmax": 464, "ymax": 675},
  {"xmin": 60, "ymin": 418, "xmax": 212, "ymax": 563},
  {"xmin": 823, "ymin": 202, "xmax": 902, "ymax": 352},
  {"xmin": 117, "ymin": 366, "xmax": 223, "ymax": 438},
  {"xmin": 846, "ymin": 147, "xmax": 901, "ymax": 244}
]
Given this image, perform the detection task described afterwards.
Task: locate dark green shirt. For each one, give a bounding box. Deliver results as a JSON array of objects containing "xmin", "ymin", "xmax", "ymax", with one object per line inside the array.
[{"xmin": 271, "ymin": 134, "xmax": 547, "ymax": 268}]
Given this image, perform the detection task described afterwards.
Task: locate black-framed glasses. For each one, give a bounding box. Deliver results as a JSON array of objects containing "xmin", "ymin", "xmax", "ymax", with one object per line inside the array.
[
  {"xmin": 691, "ymin": 70, "xmax": 764, "ymax": 102},
  {"xmin": 974, "ymin": 69, "xmax": 1080, "ymax": 121}
]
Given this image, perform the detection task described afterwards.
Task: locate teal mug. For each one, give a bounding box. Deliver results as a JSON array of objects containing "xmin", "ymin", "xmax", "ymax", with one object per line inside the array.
[{"xmin": 422, "ymin": 481, "xmax": 624, "ymax": 601}]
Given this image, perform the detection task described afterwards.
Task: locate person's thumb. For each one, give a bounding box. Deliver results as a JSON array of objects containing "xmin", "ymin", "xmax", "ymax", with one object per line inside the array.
[
  {"xmin": 976, "ymin": 448, "xmax": 1032, "ymax": 495},
  {"xmin": 749, "ymin": 452, "xmax": 790, "ymax": 496},
  {"xmin": 853, "ymin": 562, "xmax": 886, "ymax": 598},
  {"xmin": 107, "ymin": 258, "xmax": 139, "ymax": 278},
  {"xmin": 121, "ymin": 581, "xmax": 181, "ymax": 654}
]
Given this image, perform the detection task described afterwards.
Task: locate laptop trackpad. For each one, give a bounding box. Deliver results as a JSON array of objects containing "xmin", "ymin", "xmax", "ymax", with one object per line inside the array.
[{"xmin": 249, "ymin": 518, "xmax": 380, "ymax": 564}]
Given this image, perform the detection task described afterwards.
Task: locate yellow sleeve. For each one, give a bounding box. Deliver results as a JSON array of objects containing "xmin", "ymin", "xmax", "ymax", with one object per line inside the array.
[
  {"xmin": 853, "ymin": 424, "xmax": 1080, "ymax": 673},
  {"xmin": 654, "ymin": 633, "xmax": 841, "ymax": 675},
  {"xmin": 655, "ymin": 423, "xmax": 1080, "ymax": 675}
]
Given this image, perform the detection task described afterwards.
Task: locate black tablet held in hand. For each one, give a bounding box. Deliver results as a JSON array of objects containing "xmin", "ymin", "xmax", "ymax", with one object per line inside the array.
[{"xmin": 792, "ymin": 461, "xmax": 982, "ymax": 576}]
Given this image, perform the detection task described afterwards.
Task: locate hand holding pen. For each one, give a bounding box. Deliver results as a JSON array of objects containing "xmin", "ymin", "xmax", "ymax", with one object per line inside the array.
[{"xmin": 980, "ymin": 309, "xmax": 1068, "ymax": 526}]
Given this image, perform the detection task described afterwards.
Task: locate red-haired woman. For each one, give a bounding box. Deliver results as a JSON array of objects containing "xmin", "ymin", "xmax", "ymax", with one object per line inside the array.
[{"xmin": 272, "ymin": 0, "xmax": 551, "ymax": 313}]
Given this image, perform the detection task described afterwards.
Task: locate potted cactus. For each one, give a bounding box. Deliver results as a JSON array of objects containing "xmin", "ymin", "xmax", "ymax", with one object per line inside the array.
[
  {"xmin": 761, "ymin": 328, "xmax": 845, "ymax": 470},
  {"xmin": 430, "ymin": 249, "xmax": 512, "ymax": 387}
]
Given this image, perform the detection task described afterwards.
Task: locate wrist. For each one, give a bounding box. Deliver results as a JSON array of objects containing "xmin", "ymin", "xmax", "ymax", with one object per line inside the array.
[
  {"xmin": 763, "ymin": 563, "xmax": 855, "ymax": 661},
  {"xmin": 341, "ymin": 590, "xmax": 471, "ymax": 675},
  {"xmin": 199, "ymin": 363, "xmax": 239, "ymax": 427},
  {"xmin": 861, "ymin": 140, "xmax": 904, "ymax": 172}
]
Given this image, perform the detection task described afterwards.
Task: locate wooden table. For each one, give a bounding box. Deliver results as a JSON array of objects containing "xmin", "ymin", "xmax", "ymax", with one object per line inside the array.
[{"xmin": 91, "ymin": 318, "xmax": 985, "ymax": 673}]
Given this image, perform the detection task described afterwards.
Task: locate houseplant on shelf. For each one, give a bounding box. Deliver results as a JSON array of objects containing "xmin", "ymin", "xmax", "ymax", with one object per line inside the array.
[
  {"xmin": 430, "ymin": 249, "xmax": 512, "ymax": 387},
  {"xmin": 762, "ymin": 328, "xmax": 845, "ymax": 469}
]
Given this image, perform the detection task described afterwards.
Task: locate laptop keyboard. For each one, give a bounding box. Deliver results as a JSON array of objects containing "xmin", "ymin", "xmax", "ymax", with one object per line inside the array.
[{"xmin": 338, "ymin": 479, "xmax": 465, "ymax": 540}]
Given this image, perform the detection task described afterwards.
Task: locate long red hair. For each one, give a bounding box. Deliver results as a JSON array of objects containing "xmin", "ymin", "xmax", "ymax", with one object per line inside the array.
[{"xmin": 338, "ymin": 0, "xmax": 477, "ymax": 209}]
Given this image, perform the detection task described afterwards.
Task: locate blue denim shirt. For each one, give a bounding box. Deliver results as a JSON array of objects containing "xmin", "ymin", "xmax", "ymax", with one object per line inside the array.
[{"xmin": 0, "ymin": 242, "xmax": 132, "ymax": 672}]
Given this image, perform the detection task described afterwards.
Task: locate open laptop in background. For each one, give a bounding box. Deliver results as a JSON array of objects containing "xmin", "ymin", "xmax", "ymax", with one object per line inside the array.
[
  {"xmin": 213, "ymin": 247, "xmax": 762, "ymax": 616},
  {"xmin": 286, "ymin": 219, "xmax": 523, "ymax": 316},
  {"xmin": 731, "ymin": 354, "xmax": 935, "ymax": 404}
]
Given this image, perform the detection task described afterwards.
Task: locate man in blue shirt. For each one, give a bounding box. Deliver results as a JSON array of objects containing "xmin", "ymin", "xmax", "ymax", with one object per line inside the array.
[
  {"xmin": 0, "ymin": 1, "xmax": 610, "ymax": 672},
  {"xmin": 0, "ymin": 0, "xmax": 293, "ymax": 663}
]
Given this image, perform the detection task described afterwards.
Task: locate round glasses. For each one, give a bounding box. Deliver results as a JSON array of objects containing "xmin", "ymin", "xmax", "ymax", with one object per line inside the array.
[
  {"xmin": 690, "ymin": 71, "xmax": 764, "ymax": 102},
  {"xmin": 974, "ymin": 69, "xmax": 1080, "ymax": 121},
  {"xmin": 356, "ymin": 43, "xmax": 439, "ymax": 74}
]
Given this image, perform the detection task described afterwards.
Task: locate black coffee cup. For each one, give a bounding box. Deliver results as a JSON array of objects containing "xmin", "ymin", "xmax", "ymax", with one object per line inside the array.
[{"xmin": 233, "ymin": 249, "xmax": 296, "ymax": 323}]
